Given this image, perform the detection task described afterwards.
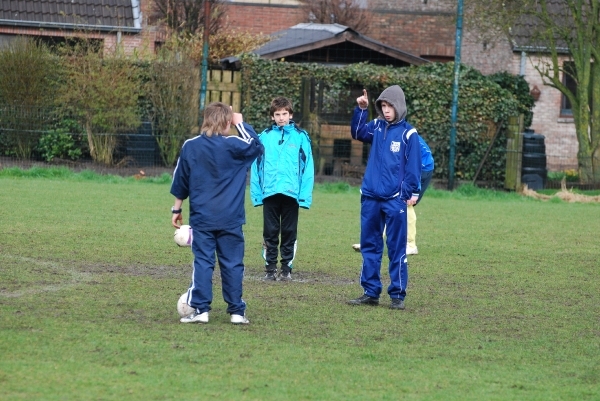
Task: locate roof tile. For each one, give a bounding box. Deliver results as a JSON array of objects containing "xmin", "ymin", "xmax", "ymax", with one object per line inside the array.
[{"xmin": 0, "ymin": 0, "xmax": 137, "ymax": 30}]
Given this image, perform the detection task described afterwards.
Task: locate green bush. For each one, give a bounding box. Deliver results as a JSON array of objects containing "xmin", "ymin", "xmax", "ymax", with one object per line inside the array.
[
  {"xmin": 37, "ymin": 129, "xmax": 82, "ymax": 162},
  {"xmin": 547, "ymin": 169, "xmax": 579, "ymax": 182},
  {"xmin": 488, "ymin": 71, "xmax": 534, "ymax": 128}
]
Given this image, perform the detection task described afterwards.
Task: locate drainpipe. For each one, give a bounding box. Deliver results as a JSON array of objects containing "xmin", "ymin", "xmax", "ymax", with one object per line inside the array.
[
  {"xmin": 199, "ymin": 0, "xmax": 211, "ymax": 121},
  {"xmin": 520, "ymin": 51, "xmax": 526, "ymax": 76}
]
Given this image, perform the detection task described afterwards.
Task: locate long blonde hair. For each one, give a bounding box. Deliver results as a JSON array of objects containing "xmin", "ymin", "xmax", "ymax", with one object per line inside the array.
[{"xmin": 201, "ymin": 102, "xmax": 233, "ymax": 137}]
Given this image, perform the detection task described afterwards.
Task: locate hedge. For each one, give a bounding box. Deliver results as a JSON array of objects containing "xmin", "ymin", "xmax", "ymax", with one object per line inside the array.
[{"xmin": 240, "ymin": 54, "xmax": 532, "ymax": 184}]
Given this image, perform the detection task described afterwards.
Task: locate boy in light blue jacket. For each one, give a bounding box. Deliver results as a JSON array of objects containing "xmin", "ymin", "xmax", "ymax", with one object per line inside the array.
[{"xmin": 250, "ymin": 97, "xmax": 315, "ymax": 281}]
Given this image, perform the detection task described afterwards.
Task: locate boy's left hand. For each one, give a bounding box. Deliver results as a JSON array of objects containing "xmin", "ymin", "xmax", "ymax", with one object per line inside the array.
[{"xmin": 406, "ymin": 195, "xmax": 418, "ymax": 206}]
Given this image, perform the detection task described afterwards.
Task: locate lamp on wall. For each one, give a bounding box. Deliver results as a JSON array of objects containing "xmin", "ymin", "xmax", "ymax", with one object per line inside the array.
[{"xmin": 530, "ymin": 85, "xmax": 541, "ymax": 101}]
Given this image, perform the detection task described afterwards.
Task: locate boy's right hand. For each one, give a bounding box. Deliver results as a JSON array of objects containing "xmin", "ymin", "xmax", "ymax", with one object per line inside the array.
[
  {"xmin": 357, "ymin": 89, "xmax": 368, "ymax": 109},
  {"xmin": 232, "ymin": 112, "xmax": 243, "ymax": 125}
]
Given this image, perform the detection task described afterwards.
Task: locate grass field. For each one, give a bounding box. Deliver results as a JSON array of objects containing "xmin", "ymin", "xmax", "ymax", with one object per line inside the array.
[{"xmin": 0, "ymin": 168, "xmax": 599, "ymax": 400}]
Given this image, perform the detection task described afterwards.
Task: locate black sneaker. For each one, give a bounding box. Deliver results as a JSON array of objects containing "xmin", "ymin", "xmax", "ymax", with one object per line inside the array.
[
  {"xmin": 279, "ymin": 271, "xmax": 292, "ymax": 281},
  {"xmin": 347, "ymin": 294, "xmax": 379, "ymax": 306},
  {"xmin": 262, "ymin": 271, "xmax": 277, "ymax": 281},
  {"xmin": 390, "ymin": 298, "xmax": 405, "ymax": 310}
]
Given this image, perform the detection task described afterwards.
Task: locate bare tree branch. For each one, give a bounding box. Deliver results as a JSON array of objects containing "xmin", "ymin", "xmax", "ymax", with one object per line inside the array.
[
  {"xmin": 153, "ymin": 0, "xmax": 227, "ymax": 35},
  {"xmin": 298, "ymin": 0, "xmax": 372, "ymax": 34}
]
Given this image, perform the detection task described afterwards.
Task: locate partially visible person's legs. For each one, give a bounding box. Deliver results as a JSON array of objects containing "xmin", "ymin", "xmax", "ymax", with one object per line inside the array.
[
  {"xmin": 181, "ymin": 229, "xmax": 216, "ymax": 323},
  {"xmin": 189, "ymin": 229, "xmax": 217, "ymax": 313},
  {"xmin": 358, "ymin": 196, "xmax": 385, "ymax": 298},
  {"xmin": 383, "ymin": 197, "xmax": 408, "ymax": 304},
  {"xmin": 262, "ymin": 194, "xmax": 283, "ymax": 279},
  {"xmin": 216, "ymin": 226, "xmax": 247, "ymax": 317},
  {"xmin": 348, "ymin": 196, "xmax": 385, "ymax": 306},
  {"xmin": 279, "ymin": 195, "xmax": 299, "ymax": 277},
  {"xmin": 407, "ymin": 205, "xmax": 417, "ymax": 254},
  {"xmin": 407, "ymin": 170, "xmax": 433, "ymax": 255}
]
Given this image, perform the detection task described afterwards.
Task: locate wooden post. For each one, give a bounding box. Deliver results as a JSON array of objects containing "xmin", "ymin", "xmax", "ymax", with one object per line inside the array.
[
  {"xmin": 300, "ymin": 77, "xmax": 321, "ymax": 174},
  {"xmin": 504, "ymin": 115, "xmax": 524, "ymax": 191}
]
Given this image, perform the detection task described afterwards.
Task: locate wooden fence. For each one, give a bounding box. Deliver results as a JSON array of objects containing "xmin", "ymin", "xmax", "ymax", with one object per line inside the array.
[{"xmin": 206, "ymin": 70, "xmax": 242, "ymax": 112}]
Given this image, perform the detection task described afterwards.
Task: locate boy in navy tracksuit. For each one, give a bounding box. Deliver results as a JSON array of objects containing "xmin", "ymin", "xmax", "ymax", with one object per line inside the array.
[
  {"xmin": 171, "ymin": 102, "xmax": 264, "ymax": 325},
  {"xmin": 352, "ymin": 134, "xmax": 434, "ymax": 254},
  {"xmin": 347, "ymin": 86, "xmax": 421, "ymax": 310},
  {"xmin": 250, "ymin": 97, "xmax": 314, "ymax": 281}
]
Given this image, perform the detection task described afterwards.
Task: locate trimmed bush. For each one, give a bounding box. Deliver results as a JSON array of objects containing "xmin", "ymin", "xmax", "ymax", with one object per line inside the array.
[{"xmin": 240, "ymin": 54, "xmax": 529, "ymax": 184}]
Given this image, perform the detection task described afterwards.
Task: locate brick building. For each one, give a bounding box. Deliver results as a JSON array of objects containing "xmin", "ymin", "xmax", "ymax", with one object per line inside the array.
[
  {"xmin": 225, "ymin": 0, "xmax": 578, "ymax": 171},
  {"xmin": 0, "ymin": 0, "xmax": 163, "ymax": 55},
  {"xmin": 0, "ymin": 0, "xmax": 579, "ymax": 171}
]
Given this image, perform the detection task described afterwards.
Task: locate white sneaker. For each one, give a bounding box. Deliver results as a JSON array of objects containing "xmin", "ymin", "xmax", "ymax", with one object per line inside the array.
[
  {"xmin": 231, "ymin": 314, "xmax": 250, "ymax": 325},
  {"xmin": 180, "ymin": 311, "xmax": 209, "ymax": 323},
  {"xmin": 352, "ymin": 243, "xmax": 361, "ymax": 252},
  {"xmin": 407, "ymin": 246, "xmax": 418, "ymax": 255}
]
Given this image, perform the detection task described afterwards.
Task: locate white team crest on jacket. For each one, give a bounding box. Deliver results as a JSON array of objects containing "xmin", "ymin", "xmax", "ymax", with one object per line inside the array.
[{"xmin": 390, "ymin": 141, "xmax": 401, "ymax": 153}]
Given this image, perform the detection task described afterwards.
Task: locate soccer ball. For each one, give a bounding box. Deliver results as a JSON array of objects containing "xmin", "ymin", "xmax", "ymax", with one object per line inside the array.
[
  {"xmin": 174, "ymin": 225, "xmax": 193, "ymax": 247},
  {"xmin": 177, "ymin": 292, "xmax": 195, "ymax": 317}
]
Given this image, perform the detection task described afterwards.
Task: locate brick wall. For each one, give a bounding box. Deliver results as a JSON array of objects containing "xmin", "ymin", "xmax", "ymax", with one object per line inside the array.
[
  {"xmin": 369, "ymin": 0, "xmax": 453, "ymax": 13},
  {"xmin": 224, "ymin": 4, "xmax": 305, "ymax": 34},
  {"xmin": 225, "ymin": 3, "xmax": 456, "ymax": 59},
  {"xmin": 511, "ymin": 54, "xmax": 578, "ymax": 171},
  {"xmin": 368, "ymin": 12, "xmax": 455, "ymax": 58},
  {"xmin": 461, "ymin": 31, "xmax": 514, "ymax": 75},
  {"xmin": 464, "ymin": 35, "xmax": 578, "ymax": 170}
]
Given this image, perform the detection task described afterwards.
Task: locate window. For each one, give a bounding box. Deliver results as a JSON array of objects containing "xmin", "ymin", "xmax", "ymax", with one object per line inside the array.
[
  {"xmin": 333, "ymin": 139, "xmax": 351, "ymax": 158},
  {"xmin": 561, "ymin": 62, "xmax": 577, "ymax": 116}
]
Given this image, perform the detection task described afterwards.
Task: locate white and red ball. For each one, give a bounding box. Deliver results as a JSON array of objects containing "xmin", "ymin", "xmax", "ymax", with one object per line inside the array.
[
  {"xmin": 174, "ymin": 225, "xmax": 193, "ymax": 247},
  {"xmin": 177, "ymin": 292, "xmax": 195, "ymax": 317}
]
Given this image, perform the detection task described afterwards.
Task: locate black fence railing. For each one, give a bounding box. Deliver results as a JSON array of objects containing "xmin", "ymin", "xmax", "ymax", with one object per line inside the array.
[{"xmin": 1, "ymin": 105, "xmax": 599, "ymax": 189}]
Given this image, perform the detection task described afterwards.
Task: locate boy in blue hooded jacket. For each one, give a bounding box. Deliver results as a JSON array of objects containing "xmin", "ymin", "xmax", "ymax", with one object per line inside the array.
[
  {"xmin": 250, "ymin": 97, "xmax": 315, "ymax": 281},
  {"xmin": 351, "ymin": 134, "xmax": 434, "ymax": 255},
  {"xmin": 347, "ymin": 86, "xmax": 421, "ymax": 310}
]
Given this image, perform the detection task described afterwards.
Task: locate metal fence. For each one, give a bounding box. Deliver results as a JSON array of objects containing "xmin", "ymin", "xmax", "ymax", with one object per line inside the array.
[{"xmin": 1, "ymin": 103, "xmax": 598, "ymax": 190}]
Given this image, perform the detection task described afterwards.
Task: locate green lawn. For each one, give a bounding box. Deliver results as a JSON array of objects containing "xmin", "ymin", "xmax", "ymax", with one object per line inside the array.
[{"xmin": 0, "ymin": 169, "xmax": 598, "ymax": 400}]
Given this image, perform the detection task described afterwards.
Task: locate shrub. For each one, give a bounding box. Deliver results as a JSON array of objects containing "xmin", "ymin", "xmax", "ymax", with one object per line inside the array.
[
  {"xmin": 37, "ymin": 129, "xmax": 82, "ymax": 162},
  {"xmin": 548, "ymin": 169, "xmax": 579, "ymax": 182},
  {"xmin": 144, "ymin": 51, "xmax": 198, "ymax": 167},
  {"xmin": 240, "ymin": 55, "xmax": 523, "ymax": 185},
  {"xmin": 0, "ymin": 37, "xmax": 59, "ymax": 159},
  {"xmin": 488, "ymin": 71, "xmax": 534, "ymax": 128},
  {"xmin": 53, "ymin": 39, "xmax": 141, "ymax": 165}
]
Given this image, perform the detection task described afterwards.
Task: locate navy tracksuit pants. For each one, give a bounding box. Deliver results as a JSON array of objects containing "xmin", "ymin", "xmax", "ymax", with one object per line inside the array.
[
  {"xmin": 186, "ymin": 226, "xmax": 246, "ymax": 316},
  {"xmin": 359, "ymin": 195, "xmax": 408, "ymax": 300}
]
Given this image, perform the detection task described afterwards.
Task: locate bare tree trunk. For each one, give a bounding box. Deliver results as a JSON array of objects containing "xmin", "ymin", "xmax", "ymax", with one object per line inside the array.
[{"xmin": 85, "ymin": 118, "xmax": 96, "ymax": 162}]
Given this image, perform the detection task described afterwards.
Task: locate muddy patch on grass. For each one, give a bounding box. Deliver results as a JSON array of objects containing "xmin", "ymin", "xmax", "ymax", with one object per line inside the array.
[
  {"xmin": 77, "ymin": 262, "xmax": 189, "ymax": 279},
  {"xmin": 2, "ymin": 254, "xmax": 358, "ymax": 299},
  {"xmin": 77, "ymin": 263, "xmax": 357, "ymax": 285}
]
